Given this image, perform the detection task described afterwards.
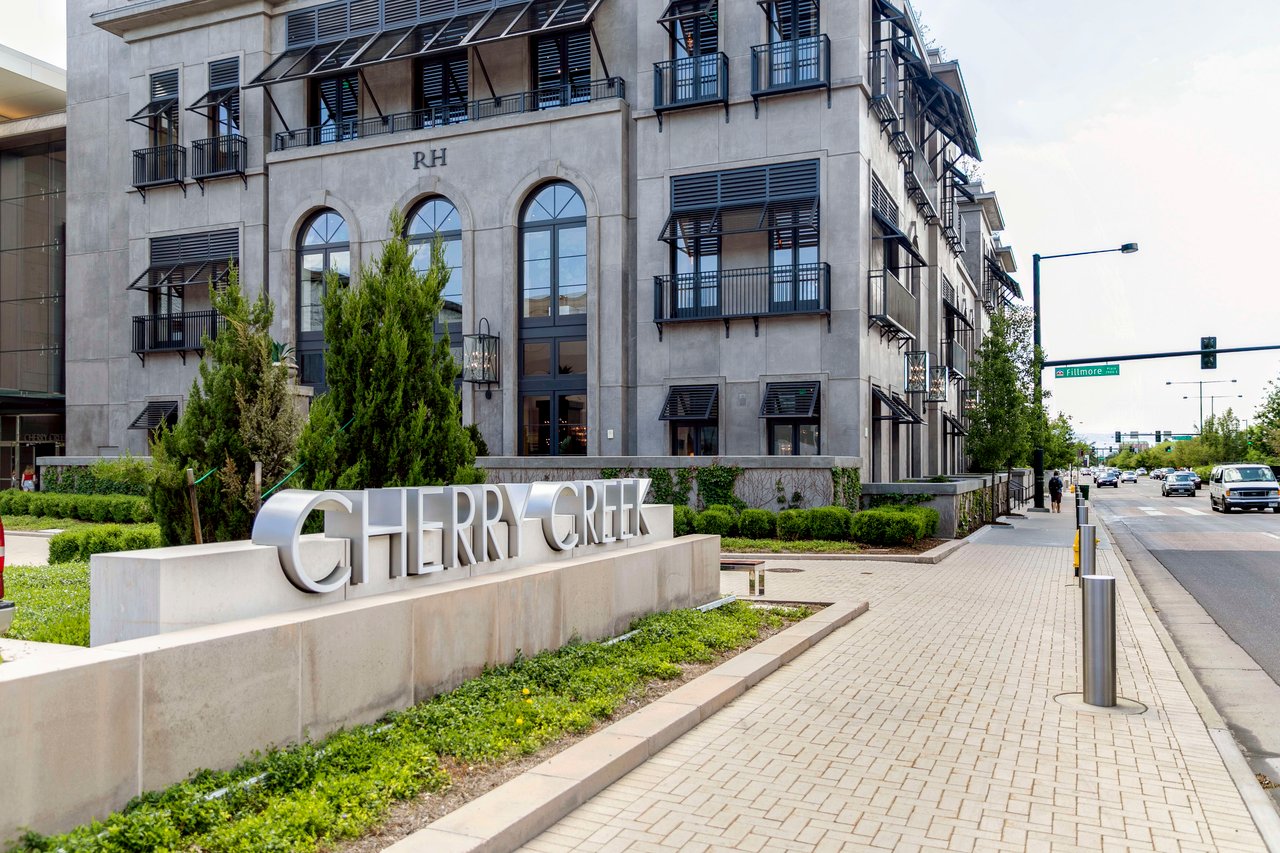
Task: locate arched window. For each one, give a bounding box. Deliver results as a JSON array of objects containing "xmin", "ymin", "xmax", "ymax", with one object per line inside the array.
[
  {"xmin": 296, "ymin": 209, "xmax": 349, "ymax": 389},
  {"xmin": 518, "ymin": 181, "xmax": 587, "ymax": 456},
  {"xmin": 406, "ymin": 197, "xmax": 463, "ymax": 347}
]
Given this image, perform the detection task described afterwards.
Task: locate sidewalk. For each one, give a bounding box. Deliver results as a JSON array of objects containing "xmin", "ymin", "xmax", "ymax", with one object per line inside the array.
[{"xmin": 517, "ymin": 510, "xmax": 1271, "ymax": 852}]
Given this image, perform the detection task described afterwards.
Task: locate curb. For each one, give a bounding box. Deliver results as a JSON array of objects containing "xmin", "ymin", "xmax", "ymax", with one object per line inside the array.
[
  {"xmin": 1094, "ymin": 513, "xmax": 1280, "ymax": 852},
  {"xmin": 3, "ymin": 530, "xmax": 60, "ymax": 540},
  {"xmin": 385, "ymin": 599, "xmax": 870, "ymax": 853},
  {"xmin": 722, "ymin": 537, "xmax": 968, "ymax": 565}
]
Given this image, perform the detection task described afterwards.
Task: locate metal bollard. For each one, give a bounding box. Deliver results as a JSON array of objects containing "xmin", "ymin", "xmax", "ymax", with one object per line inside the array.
[
  {"xmin": 756, "ymin": 566, "xmax": 766, "ymax": 596},
  {"xmin": 1076, "ymin": 502, "xmax": 1089, "ymax": 529},
  {"xmin": 1079, "ymin": 523, "xmax": 1097, "ymax": 577},
  {"xmin": 747, "ymin": 571, "xmax": 756, "ymax": 596},
  {"xmin": 1082, "ymin": 574, "xmax": 1117, "ymax": 707}
]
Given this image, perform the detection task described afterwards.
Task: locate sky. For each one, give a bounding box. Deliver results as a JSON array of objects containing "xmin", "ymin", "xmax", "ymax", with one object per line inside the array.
[{"xmin": 1, "ymin": 1, "xmax": 1277, "ymax": 449}]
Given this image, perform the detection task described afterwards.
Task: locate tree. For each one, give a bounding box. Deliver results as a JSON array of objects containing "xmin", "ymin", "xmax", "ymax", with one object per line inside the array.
[
  {"xmin": 1042, "ymin": 412, "xmax": 1080, "ymax": 470},
  {"xmin": 151, "ymin": 270, "xmax": 303, "ymax": 544},
  {"xmin": 1254, "ymin": 377, "xmax": 1280, "ymax": 459},
  {"xmin": 296, "ymin": 210, "xmax": 478, "ymax": 490},
  {"xmin": 967, "ymin": 308, "xmax": 1032, "ymax": 473}
]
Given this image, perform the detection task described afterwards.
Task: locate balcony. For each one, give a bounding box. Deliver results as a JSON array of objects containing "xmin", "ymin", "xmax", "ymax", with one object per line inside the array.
[
  {"xmin": 867, "ymin": 48, "xmax": 899, "ymax": 126},
  {"xmin": 868, "ymin": 268, "xmax": 917, "ymax": 342},
  {"xmin": 653, "ymin": 263, "xmax": 831, "ymax": 339},
  {"xmin": 131, "ymin": 310, "xmax": 227, "ymax": 364},
  {"xmin": 132, "ymin": 144, "xmax": 186, "ymax": 196},
  {"xmin": 653, "ymin": 54, "xmax": 729, "ymax": 123},
  {"xmin": 191, "ymin": 135, "xmax": 247, "ymax": 188},
  {"xmin": 751, "ymin": 35, "xmax": 831, "ymax": 112},
  {"xmin": 946, "ymin": 339, "xmax": 968, "ymax": 379},
  {"xmin": 273, "ymin": 77, "xmax": 626, "ymax": 152}
]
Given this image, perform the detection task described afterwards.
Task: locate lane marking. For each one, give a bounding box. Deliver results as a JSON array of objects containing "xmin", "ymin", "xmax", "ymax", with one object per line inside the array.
[
  {"xmin": 1266, "ymin": 533, "xmax": 1280, "ymax": 541},
  {"xmin": 1175, "ymin": 507, "xmax": 1208, "ymax": 516},
  {"xmin": 1138, "ymin": 507, "xmax": 1166, "ymax": 516}
]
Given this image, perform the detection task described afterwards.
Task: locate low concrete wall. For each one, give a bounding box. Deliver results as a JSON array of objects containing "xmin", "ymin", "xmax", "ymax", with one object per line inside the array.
[
  {"xmin": 0, "ymin": 534, "xmax": 720, "ymax": 840},
  {"xmin": 862, "ymin": 473, "xmax": 1011, "ymax": 538}
]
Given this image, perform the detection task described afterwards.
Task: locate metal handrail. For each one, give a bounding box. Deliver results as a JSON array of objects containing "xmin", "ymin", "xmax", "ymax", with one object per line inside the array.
[
  {"xmin": 654, "ymin": 262, "xmax": 831, "ymax": 324},
  {"xmin": 867, "ymin": 47, "xmax": 899, "ymax": 123},
  {"xmin": 653, "ymin": 53, "xmax": 729, "ymax": 111},
  {"xmin": 868, "ymin": 268, "xmax": 917, "ymax": 340},
  {"xmin": 132, "ymin": 144, "xmax": 187, "ymax": 188},
  {"xmin": 750, "ymin": 35, "xmax": 831, "ymax": 96},
  {"xmin": 947, "ymin": 338, "xmax": 968, "ymax": 377},
  {"xmin": 273, "ymin": 77, "xmax": 626, "ymax": 151},
  {"xmin": 191, "ymin": 135, "xmax": 247, "ymax": 179},
  {"xmin": 131, "ymin": 310, "xmax": 227, "ymax": 354}
]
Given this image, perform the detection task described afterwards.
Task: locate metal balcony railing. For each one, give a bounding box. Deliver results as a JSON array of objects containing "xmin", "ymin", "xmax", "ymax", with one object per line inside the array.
[
  {"xmin": 132, "ymin": 144, "xmax": 186, "ymax": 189},
  {"xmin": 653, "ymin": 262, "xmax": 831, "ymax": 337},
  {"xmin": 273, "ymin": 78, "xmax": 626, "ymax": 151},
  {"xmin": 868, "ymin": 268, "xmax": 917, "ymax": 341},
  {"xmin": 947, "ymin": 339, "xmax": 968, "ymax": 378},
  {"xmin": 868, "ymin": 48, "xmax": 900, "ymax": 125},
  {"xmin": 751, "ymin": 35, "xmax": 830, "ymax": 97},
  {"xmin": 653, "ymin": 54, "xmax": 729, "ymax": 113},
  {"xmin": 191, "ymin": 135, "xmax": 247, "ymax": 181},
  {"xmin": 131, "ymin": 310, "xmax": 226, "ymax": 358}
]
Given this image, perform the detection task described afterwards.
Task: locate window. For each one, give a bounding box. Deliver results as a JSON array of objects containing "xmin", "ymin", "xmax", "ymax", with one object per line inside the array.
[
  {"xmin": 148, "ymin": 70, "xmax": 180, "ymax": 148},
  {"xmin": 532, "ymin": 28, "xmax": 591, "ymax": 108},
  {"xmin": 419, "ymin": 51, "xmax": 468, "ymax": 126},
  {"xmin": 760, "ymin": 381, "xmax": 820, "ymax": 456},
  {"xmin": 310, "ymin": 73, "xmax": 359, "ymax": 144},
  {"xmin": 672, "ymin": 233, "xmax": 719, "ymax": 317},
  {"xmin": 406, "ymin": 197, "xmax": 463, "ymax": 353},
  {"xmin": 519, "ymin": 181, "xmax": 588, "ymax": 456},
  {"xmin": 207, "ymin": 58, "xmax": 240, "ymax": 137},
  {"xmin": 763, "ymin": 0, "xmax": 821, "ymax": 88},
  {"xmin": 766, "ymin": 0, "xmax": 819, "ymax": 40},
  {"xmin": 661, "ymin": 385, "xmax": 719, "ymax": 456},
  {"xmin": 669, "ymin": 1, "xmax": 719, "ymax": 101},
  {"xmin": 769, "ymin": 215, "xmax": 820, "ymax": 312},
  {"xmin": 296, "ymin": 210, "xmax": 350, "ymax": 389}
]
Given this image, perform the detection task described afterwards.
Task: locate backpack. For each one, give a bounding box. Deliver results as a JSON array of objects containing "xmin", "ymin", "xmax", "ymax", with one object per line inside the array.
[{"xmin": 1049, "ymin": 476, "xmax": 1063, "ymax": 492}]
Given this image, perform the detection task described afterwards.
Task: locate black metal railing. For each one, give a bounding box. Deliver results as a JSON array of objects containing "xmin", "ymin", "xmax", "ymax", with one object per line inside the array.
[
  {"xmin": 653, "ymin": 53, "xmax": 729, "ymax": 112},
  {"xmin": 274, "ymin": 77, "xmax": 625, "ymax": 151},
  {"xmin": 131, "ymin": 310, "xmax": 226, "ymax": 354},
  {"xmin": 132, "ymin": 144, "xmax": 186, "ymax": 188},
  {"xmin": 868, "ymin": 48, "xmax": 899, "ymax": 124},
  {"xmin": 191, "ymin": 135, "xmax": 247, "ymax": 180},
  {"xmin": 947, "ymin": 338, "xmax": 968, "ymax": 378},
  {"xmin": 868, "ymin": 268, "xmax": 917, "ymax": 340},
  {"xmin": 654, "ymin": 263, "xmax": 831, "ymax": 324},
  {"xmin": 751, "ymin": 35, "xmax": 830, "ymax": 96}
]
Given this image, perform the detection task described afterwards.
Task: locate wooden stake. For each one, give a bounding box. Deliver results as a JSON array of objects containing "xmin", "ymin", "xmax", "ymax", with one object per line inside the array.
[
  {"xmin": 253, "ymin": 461, "xmax": 262, "ymax": 514},
  {"xmin": 186, "ymin": 468, "xmax": 204, "ymax": 545}
]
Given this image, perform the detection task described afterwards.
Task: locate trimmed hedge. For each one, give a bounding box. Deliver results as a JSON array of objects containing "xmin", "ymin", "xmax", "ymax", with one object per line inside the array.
[
  {"xmin": 694, "ymin": 508, "xmax": 737, "ymax": 536},
  {"xmin": 776, "ymin": 508, "xmax": 811, "ymax": 541},
  {"xmin": 673, "ymin": 504, "xmax": 697, "ymax": 537},
  {"xmin": 849, "ymin": 506, "xmax": 939, "ymax": 546},
  {"xmin": 0, "ymin": 490, "xmax": 152, "ymax": 524},
  {"xmin": 48, "ymin": 524, "xmax": 163, "ymax": 563},
  {"xmin": 737, "ymin": 508, "xmax": 776, "ymax": 539},
  {"xmin": 808, "ymin": 506, "xmax": 853, "ymax": 541}
]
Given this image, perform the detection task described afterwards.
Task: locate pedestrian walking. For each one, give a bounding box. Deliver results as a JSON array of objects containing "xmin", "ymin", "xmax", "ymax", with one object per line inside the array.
[
  {"xmin": 1048, "ymin": 470, "xmax": 1064, "ymax": 513},
  {"xmin": 21, "ymin": 465, "xmax": 35, "ymax": 493}
]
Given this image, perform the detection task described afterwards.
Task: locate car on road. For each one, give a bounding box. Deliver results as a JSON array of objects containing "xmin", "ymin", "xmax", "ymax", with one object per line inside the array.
[
  {"xmin": 1189, "ymin": 470, "xmax": 1202, "ymax": 489},
  {"xmin": 1162, "ymin": 471, "xmax": 1197, "ymax": 497},
  {"xmin": 1095, "ymin": 470, "xmax": 1120, "ymax": 487},
  {"xmin": 1209, "ymin": 464, "xmax": 1280, "ymax": 513},
  {"xmin": 1152, "ymin": 468, "xmax": 1174, "ymax": 480},
  {"xmin": 1136, "ymin": 467, "xmax": 1147, "ymax": 476},
  {"xmin": 1121, "ymin": 470, "xmax": 1138, "ymax": 483}
]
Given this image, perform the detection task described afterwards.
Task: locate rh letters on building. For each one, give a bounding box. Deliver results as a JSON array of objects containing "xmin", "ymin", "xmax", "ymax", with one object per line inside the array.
[{"xmin": 412, "ymin": 148, "xmax": 447, "ymax": 170}]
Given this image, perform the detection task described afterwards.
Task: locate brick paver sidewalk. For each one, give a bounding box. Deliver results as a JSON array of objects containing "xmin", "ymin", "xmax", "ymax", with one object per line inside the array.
[{"xmin": 521, "ymin": 510, "xmax": 1268, "ymax": 852}]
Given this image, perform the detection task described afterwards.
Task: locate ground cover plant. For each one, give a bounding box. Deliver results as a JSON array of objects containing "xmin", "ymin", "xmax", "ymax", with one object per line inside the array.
[
  {"xmin": 0, "ymin": 491, "xmax": 151, "ymax": 524},
  {"xmin": 1, "ymin": 562, "xmax": 89, "ymax": 646},
  {"xmin": 9, "ymin": 601, "xmax": 811, "ymax": 853},
  {"xmin": 720, "ymin": 537, "xmax": 861, "ymax": 554},
  {"xmin": 47, "ymin": 525, "xmax": 163, "ymax": 563},
  {"xmin": 683, "ymin": 505, "xmax": 939, "ymax": 549},
  {"xmin": 0, "ymin": 515, "xmax": 114, "ymax": 533}
]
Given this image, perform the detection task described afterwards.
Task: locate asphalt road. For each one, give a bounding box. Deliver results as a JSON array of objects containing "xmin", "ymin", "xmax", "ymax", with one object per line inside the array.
[{"xmin": 1088, "ymin": 475, "xmax": 1280, "ymax": 680}]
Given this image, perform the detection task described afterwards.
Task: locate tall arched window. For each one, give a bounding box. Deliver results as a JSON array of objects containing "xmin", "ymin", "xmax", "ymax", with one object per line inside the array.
[
  {"xmin": 297, "ymin": 210, "xmax": 349, "ymax": 390},
  {"xmin": 519, "ymin": 181, "xmax": 587, "ymax": 456},
  {"xmin": 406, "ymin": 197, "xmax": 462, "ymax": 357}
]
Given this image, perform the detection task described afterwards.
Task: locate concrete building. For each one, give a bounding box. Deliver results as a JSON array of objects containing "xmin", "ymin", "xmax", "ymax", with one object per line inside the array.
[
  {"xmin": 65, "ymin": 0, "xmax": 1022, "ymax": 480},
  {"xmin": 0, "ymin": 46, "xmax": 67, "ymax": 487}
]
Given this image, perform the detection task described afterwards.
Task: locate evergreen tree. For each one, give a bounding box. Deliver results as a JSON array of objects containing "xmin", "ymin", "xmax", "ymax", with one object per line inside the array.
[
  {"xmin": 296, "ymin": 210, "xmax": 477, "ymax": 490},
  {"xmin": 967, "ymin": 307, "xmax": 1032, "ymax": 473},
  {"xmin": 151, "ymin": 269, "xmax": 303, "ymax": 544}
]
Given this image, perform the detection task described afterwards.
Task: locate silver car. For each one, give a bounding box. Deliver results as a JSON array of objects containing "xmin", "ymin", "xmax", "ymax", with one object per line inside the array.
[{"xmin": 1162, "ymin": 472, "xmax": 1196, "ymax": 497}]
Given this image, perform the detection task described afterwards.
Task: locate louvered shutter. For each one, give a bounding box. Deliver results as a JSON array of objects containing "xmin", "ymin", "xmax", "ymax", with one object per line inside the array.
[
  {"xmin": 566, "ymin": 29, "xmax": 591, "ymax": 91},
  {"xmin": 421, "ymin": 52, "xmax": 467, "ymax": 122},
  {"xmin": 315, "ymin": 2, "xmax": 349, "ymax": 40},
  {"xmin": 208, "ymin": 58, "xmax": 240, "ymax": 134},
  {"xmin": 150, "ymin": 70, "xmax": 179, "ymax": 100},
  {"xmin": 286, "ymin": 9, "xmax": 318, "ymax": 46},
  {"xmin": 534, "ymin": 33, "xmax": 563, "ymax": 91}
]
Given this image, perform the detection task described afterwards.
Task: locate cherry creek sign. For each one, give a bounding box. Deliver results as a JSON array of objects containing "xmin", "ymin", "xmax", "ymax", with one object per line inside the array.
[{"xmin": 251, "ymin": 479, "xmax": 652, "ymax": 595}]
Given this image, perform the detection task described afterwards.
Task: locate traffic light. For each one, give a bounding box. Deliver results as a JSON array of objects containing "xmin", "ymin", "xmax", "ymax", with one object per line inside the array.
[
  {"xmin": 1155, "ymin": 430, "xmax": 1162, "ymax": 442},
  {"xmin": 1201, "ymin": 336, "xmax": 1217, "ymax": 370},
  {"xmin": 1166, "ymin": 445, "xmax": 1173, "ymax": 453},
  {"xmin": 1115, "ymin": 430, "xmax": 1122, "ymax": 443}
]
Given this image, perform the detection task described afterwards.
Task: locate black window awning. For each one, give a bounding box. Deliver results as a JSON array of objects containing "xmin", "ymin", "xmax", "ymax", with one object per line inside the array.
[
  {"xmin": 986, "ymin": 257, "xmax": 1023, "ymax": 299},
  {"xmin": 944, "ymin": 412, "xmax": 967, "ymax": 436},
  {"xmin": 661, "ymin": 197, "xmax": 818, "ymax": 244},
  {"xmin": 658, "ymin": 0, "xmax": 716, "ymax": 27},
  {"xmin": 186, "ymin": 87, "xmax": 238, "ymax": 119},
  {"xmin": 127, "ymin": 97, "xmax": 178, "ymax": 126},
  {"xmin": 871, "ymin": 387, "xmax": 922, "ymax": 424},
  {"xmin": 660, "ymin": 384, "xmax": 719, "ymax": 421},
  {"xmin": 250, "ymin": 0, "xmax": 603, "ymax": 89},
  {"xmin": 661, "ymin": 160, "xmax": 820, "ymax": 245},
  {"xmin": 129, "ymin": 261, "xmax": 235, "ymax": 292},
  {"xmin": 873, "ymin": 0, "xmax": 914, "ymax": 34},
  {"xmin": 130, "ymin": 230, "xmax": 239, "ymax": 292},
  {"xmin": 871, "ymin": 208, "xmax": 928, "ymax": 267},
  {"xmin": 760, "ymin": 382, "xmax": 820, "ymax": 418},
  {"xmin": 129, "ymin": 401, "xmax": 179, "ymax": 430}
]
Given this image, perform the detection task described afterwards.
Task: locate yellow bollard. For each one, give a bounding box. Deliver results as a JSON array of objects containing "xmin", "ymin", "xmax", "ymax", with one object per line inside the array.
[
  {"xmin": 1069, "ymin": 484, "xmax": 1075, "ymax": 493},
  {"xmin": 1073, "ymin": 529, "xmax": 1081, "ymax": 570}
]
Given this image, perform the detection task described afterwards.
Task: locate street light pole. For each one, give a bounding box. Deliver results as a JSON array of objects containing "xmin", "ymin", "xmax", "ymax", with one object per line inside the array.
[
  {"xmin": 1167, "ymin": 378, "xmax": 1236, "ymax": 431},
  {"xmin": 1030, "ymin": 243, "xmax": 1138, "ymax": 511}
]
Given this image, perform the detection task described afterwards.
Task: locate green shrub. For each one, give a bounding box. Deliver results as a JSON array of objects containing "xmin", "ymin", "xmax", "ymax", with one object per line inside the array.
[
  {"xmin": 776, "ymin": 508, "xmax": 811, "ymax": 541},
  {"xmin": 850, "ymin": 506, "xmax": 940, "ymax": 545},
  {"xmin": 47, "ymin": 524, "xmax": 163, "ymax": 562},
  {"xmin": 673, "ymin": 505, "xmax": 697, "ymax": 537},
  {"xmin": 737, "ymin": 508, "xmax": 776, "ymax": 539},
  {"xmin": 705, "ymin": 503, "xmax": 739, "ymax": 517},
  {"xmin": 39, "ymin": 457, "xmax": 153, "ymax": 497},
  {"xmin": 808, "ymin": 506, "xmax": 853, "ymax": 541},
  {"xmin": 0, "ymin": 491, "xmax": 152, "ymax": 526},
  {"xmin": 694, "ymin": 508, "xmax": 737, "ymax": 536}
]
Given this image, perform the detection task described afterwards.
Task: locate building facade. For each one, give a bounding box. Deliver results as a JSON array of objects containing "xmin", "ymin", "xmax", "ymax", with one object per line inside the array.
[
  {"xmin": 66, "ymin": 0, "xmax": 1021, "ymax": 479},
  {"xmin": 0, "ymin": 46, "xmax": 67, "ymax": 487}
]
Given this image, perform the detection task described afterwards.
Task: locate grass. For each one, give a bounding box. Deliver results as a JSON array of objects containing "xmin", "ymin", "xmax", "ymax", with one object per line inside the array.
[
  {"xmin": 721, "ymin": 537, "xmax": 862, "ymax": 554},
  {"xmin": 1, "ymin": 562, "xmax": 90, "ymax": 646},
  {"xmin": 9, "ymin": 601, "xmax": 811, "ymax": 853},
  {"xmin": 0, "ymin": 514, "xmax": 133, "ymax": 533}
]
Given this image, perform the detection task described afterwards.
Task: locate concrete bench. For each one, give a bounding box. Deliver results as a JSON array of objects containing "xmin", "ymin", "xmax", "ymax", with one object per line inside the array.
[{"xmin": 720, "ymin": 559, "xmax": 766, "ymax": 595}]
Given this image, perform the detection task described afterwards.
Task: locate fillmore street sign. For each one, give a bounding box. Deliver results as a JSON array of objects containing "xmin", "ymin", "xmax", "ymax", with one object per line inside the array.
[
  {"xmin": 1054, "ymin": 364, "xmax": 1120, "ymax": 378},
  {"xmin": 252, "ymin": 479, "xmax": 652, "ymax": 594}
]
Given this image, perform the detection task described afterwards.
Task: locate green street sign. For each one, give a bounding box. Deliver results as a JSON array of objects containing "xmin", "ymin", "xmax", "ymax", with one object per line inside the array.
[
  {"xmin": 1172, "ymin": 435, "xmax": 1194, "ymax": 441},
  {"xmin": 1054, "ymin": 364, "xmax": 1120, "ymax": 378}
]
